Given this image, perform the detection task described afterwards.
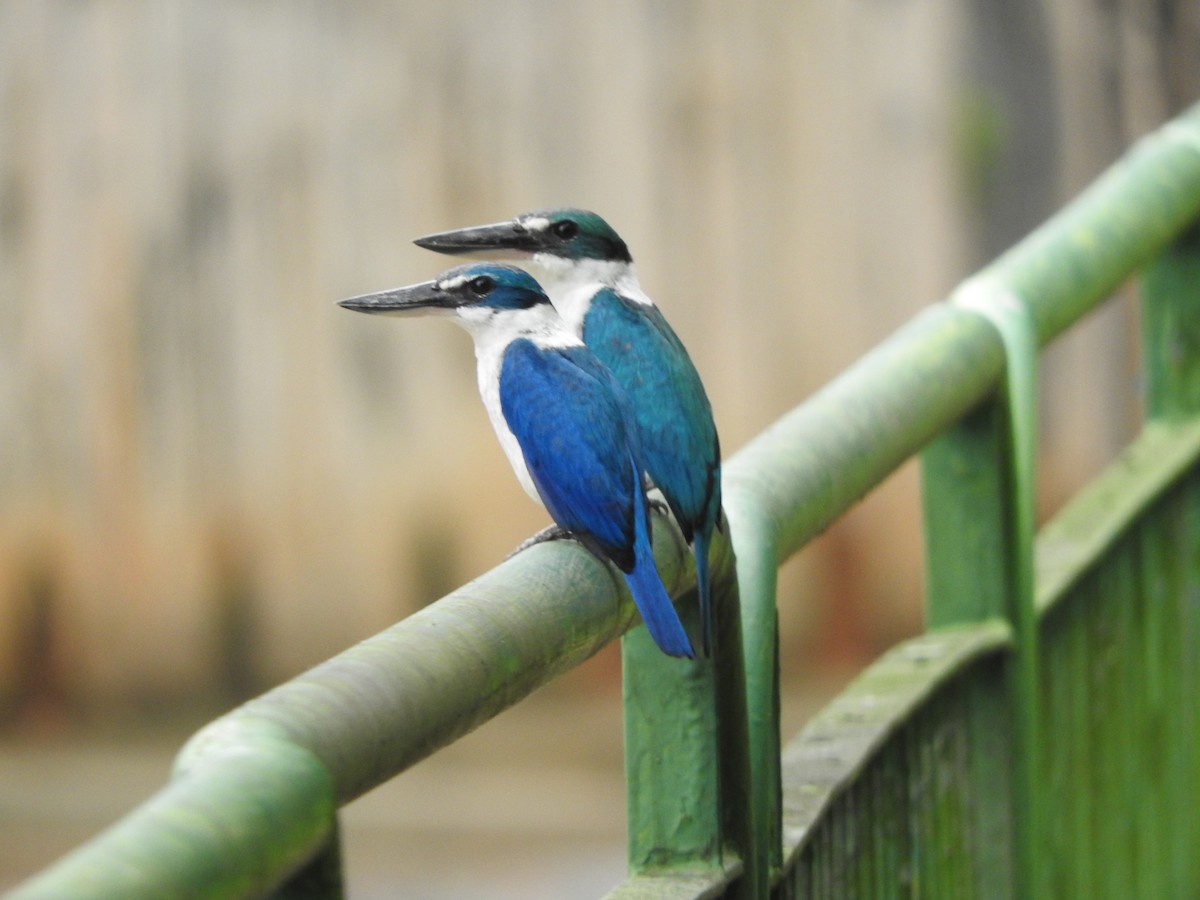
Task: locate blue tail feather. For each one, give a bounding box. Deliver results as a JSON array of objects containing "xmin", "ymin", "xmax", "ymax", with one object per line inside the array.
[
  {"xmin": 624, "ymin": 559, "xmax": 693, "ymax": 658},
  {"xmin": 625, "ymin": 502, "xmax": 694, "ymax": 659}
]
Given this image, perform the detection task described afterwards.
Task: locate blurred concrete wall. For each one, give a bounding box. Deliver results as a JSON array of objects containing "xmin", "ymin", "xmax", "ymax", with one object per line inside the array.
[{"xmin": 0, "ymin": 1, "xmax": 1194, "ymax": 715}]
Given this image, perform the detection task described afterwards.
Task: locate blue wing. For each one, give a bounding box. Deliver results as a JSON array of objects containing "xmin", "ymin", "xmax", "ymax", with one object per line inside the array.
[
  {"xmin": 583, "ymin": 289, "xmax": 722, "ymax": 654},
  {"xmin": 499, "ymin": 339, "xmax": 640, "ymax": 570},
  {"xmin": 499, "ymin": 338, "xmax": 695, "ymax": 658},
  {"xmin": 582, "ymin": 289, "xmax": 721, "ymax": 542}
]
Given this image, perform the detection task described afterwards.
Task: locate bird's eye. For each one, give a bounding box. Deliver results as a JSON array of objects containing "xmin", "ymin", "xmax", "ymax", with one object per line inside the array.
[
  {"xmin": 551, "ymin": 220, "xmax": 579, "ymax": 240},
  {"xmin": 468, "ymin": 276, "xmax": 494, "ymax": 296}
]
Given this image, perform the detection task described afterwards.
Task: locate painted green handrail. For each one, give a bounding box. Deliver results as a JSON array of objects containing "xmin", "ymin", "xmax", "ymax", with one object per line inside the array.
[
  {"xmin": 10, "ymin": 103, "xmax": 1200, "ymax": 900},
  {"xmin": 722, "ymin": 101, "xmax": 1200, "ymax": 896}
]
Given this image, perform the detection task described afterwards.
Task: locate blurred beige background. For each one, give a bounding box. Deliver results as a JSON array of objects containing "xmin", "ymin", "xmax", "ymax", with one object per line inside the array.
[{"xmin": 1, "ymin": 1, "xmax": 1196, "ymax": 896}]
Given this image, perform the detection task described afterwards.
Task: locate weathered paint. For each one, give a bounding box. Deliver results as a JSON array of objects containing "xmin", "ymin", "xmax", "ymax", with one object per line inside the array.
[{"xmin": 779, "ymin": 625, "xmax": 1013, "ymax": 897}]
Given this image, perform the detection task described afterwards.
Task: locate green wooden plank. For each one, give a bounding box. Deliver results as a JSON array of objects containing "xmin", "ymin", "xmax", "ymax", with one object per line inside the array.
[
  {"xmin": 1036, "ymin": 435, "xmax": 1200, "ymax": 897},
  {"xmin": 1039, "ymin": 589, "xmax": 1094, "ymax": 897},
  {"xmin": 1033, "ymin": 420, "xmax": 1200, "ymax": 897},
  {"xmin": 787, "ymin": 417, "xmax": 1200, "ymax": 896},
  {"xmin": 1087, "ymin": 544, "xmax": 1132, "ymax": 898},
  {"xmin": 1183, "ymin": 475, "xmax": 1200, "ymax": 893},
  {"xmin": 777, "ymin": 624, "xmax": 1011, "ymax": 898},
  {"xmin": 1035, "ymin": 418, "xmax": 1200, "ymax": 613},
  {"xmin": 963, "ymin": 668, "xmax": 1015, "ymax": 898},
  {"xmin": 780, "ymin": 624, "xmax": 1010, "ymax": 859},
  {"xmin": 1147, "ymin": 488, "xmax": 1194, "ymax": 893}
]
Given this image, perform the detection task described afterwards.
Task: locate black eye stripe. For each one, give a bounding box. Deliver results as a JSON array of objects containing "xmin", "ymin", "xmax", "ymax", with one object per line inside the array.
[{"xmin": 468, "ymin": 276, "xmax": 494, "ymax": 295}]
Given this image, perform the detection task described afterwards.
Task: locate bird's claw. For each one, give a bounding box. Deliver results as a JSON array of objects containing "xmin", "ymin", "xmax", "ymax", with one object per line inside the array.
[{"xmin": 507, "ymin": 524, "xmax": 576, "ymax": 559}]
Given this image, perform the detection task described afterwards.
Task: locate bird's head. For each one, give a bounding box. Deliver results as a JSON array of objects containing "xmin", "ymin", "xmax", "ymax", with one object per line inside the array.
[
  {"xmin": 414, "ymin": 207, "xmax": 633, "ymax": 266},
  {"xmin": 337, "ymin": 263, "xmax": 552, "ymax": 327}
]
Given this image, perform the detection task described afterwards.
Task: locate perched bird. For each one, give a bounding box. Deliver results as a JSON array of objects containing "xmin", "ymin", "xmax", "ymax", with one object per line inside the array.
[
  {"xmin": 414, "ymin": 209, "xmax": 722, "ymax": 655},
  {"xmin": 338, "ymin": 262, "xmax": 694, "ymax": 659}
]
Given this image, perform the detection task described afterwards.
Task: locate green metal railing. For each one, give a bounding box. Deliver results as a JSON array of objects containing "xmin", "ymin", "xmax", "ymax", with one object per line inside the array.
[{"xmin": 11, "ymin": 104, "xmax": 1200, "ymax": 899}]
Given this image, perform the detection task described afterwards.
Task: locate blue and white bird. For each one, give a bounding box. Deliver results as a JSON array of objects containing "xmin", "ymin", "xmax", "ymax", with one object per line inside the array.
[
  {"xmin": 338, "ymin": 262, "xmax": 694, "ymax": 659},
  {"xmin": 414, "ymin": 209, "xmax": 723, "ymax": 655}
]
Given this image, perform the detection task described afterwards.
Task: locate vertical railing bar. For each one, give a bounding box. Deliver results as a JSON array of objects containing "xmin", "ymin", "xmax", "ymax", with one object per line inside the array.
[
  {"xmin": 708, "ymin": 524, "xmax": 761, "ymax": 900},
  {"xmin": 921, "ymin": 279, "xmax": 1044, "ymax": 896},
  {"xmin": 622, "ymin": 621, "xmax": 722, "ymax": 872},
  {"xmin": 956, "ymin": 282, "xmax": 1044, "ymax": 897},
  {"xmin": 1068, "ymin": 588, "xmax": 1093, "ymax": 897},
  {"xmin": 725, "ymin": 496, "xmax": 783, "ymax": 893},
  {"xmin": 619, "ymin": 511, "xmax": 756, "ymax": 898}
]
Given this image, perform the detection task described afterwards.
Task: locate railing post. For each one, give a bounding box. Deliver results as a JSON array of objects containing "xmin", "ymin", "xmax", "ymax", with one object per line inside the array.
[
  {"xmin": 727, "ymin": 500, "xmax": 783, "ymax": 888},
  {"xmin": 620, "ymin": 515, "xmax": 757, "ymax": 897},
  {"xmin": 920, "ymin": 285, "xmax": 1043, "ymax": 897}
]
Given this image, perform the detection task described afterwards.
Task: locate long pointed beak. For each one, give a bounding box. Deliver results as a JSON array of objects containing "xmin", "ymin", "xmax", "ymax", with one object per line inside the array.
[
  {"xmin": 337, "ymin": 279, "xmax": 452, "ymax": 316},
  {"xmin": 413, "ymin": 220, "xmax": 540, "ymax": 257}
]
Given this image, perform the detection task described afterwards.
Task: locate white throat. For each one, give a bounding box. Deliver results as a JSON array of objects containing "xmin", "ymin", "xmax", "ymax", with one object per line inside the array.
[
  {"xmin": 455, "ymin": 303, "xmax": 581, "ymax": 503},
  {"xmin": 529, "ymin": 255, "xmax": 649, "ymax": 335}
]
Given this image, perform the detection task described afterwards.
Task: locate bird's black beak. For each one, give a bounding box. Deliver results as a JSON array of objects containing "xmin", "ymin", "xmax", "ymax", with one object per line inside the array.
[
  {"xmin": 413, "ymin": 220, "xmax": 541, "ymax": 258},
  {"xmin": 337, "ymin": 279, "xmax": 455, "ymax": 316}
]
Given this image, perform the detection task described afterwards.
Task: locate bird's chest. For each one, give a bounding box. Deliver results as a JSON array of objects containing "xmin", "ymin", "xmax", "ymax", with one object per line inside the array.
[{"xmin": 476, "ymin": 342, "xmax": 541, "ymax": 502}]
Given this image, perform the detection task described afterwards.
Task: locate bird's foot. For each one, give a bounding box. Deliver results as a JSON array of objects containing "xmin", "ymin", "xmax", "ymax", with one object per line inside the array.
[{"xmin": 507, "ymin": 524, "xmax": 576, "ymax": 559}]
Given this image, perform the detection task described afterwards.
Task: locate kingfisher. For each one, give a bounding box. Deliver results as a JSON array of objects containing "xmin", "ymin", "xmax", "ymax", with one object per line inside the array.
[
  {"xmin": 413, "ymin": 208, "xmax": 722, "ymax": 655},
  {"xmin": 338, "ymin": 262, "xmax": 695, "ymax": 659}
]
